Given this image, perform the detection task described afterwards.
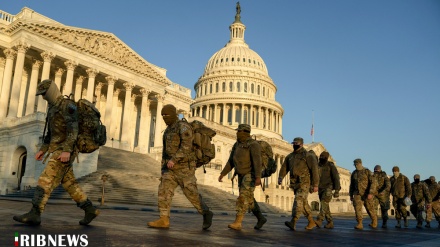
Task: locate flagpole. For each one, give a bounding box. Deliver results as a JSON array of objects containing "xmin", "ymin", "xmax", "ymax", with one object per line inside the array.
[{"xmin": 312, "ymin": 110, "xmax": 315, "ymax": 143}]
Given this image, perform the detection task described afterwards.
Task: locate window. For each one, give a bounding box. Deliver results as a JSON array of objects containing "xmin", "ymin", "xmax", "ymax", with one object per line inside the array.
[
  {"xmin": 216, "ymin": 83, "xmax": 219, "ymax": 93},
  {"xmin": 221, "ymin": 58, "xmax": 223, "ymax": 63},
  {"xmin": 257, "ymin": 85, "xmax": 260, "ymax": 95},
  {"xmin": 222, "ymin": 82, "xmax": 226, "ymax": 92},
  {"xmin": 229, "ymin": 82, "xmax": 233, "ymax": 92},
  {"xmin": 204, "ymin": 84, "xmax": 207, "ymax": 95},
  {"xmin": 251, "ymin": 84, "xmax": 254, "ymax": 93},
  {"xmin": 226, "ymin": 58, "xmax": 228, "ymax": 62},
  {"xmin": 237, "ymin": 82, "xmax": 240, "ymax": 92},
  {"xmin": 244, "ymin": 82, "xmax": 247, "ymax": 93},
  {"xmin": 263, "ymin": 87, "xmax": 265, "ymax": 96},
  {"xmin": 232, "ymin": 57, "xmax": 234, "ymax": 62},
  {"xmin": 210, "ymin": 84, "xmax": 212, "ymax": 94}
]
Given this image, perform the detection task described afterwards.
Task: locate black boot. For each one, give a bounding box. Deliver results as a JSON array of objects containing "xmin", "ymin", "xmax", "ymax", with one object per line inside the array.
[
  {"xmin": 202, "ymin": 210, "xmax": 213, "ymax": 230},
  {"xmin": 416, "ymin": 220, "xmax": 422, "ymax": 229},
  {"xmin": 425, "ymin": 221, "xmax": 431, "ymax": 228},
  {"xmin": 252, "ymin": 201, "xmax": 267, "ymax": 230},
  {"xmin": 13, "ymin": 186, "xmax": 45, "ymax": 226},
  {"xmin": 78, "ymin": 199, "xmax": 100, "ymax": 225},
  {"xmin": 285, "ymin": 218, "xmax": 297, "ymax": 231},
  {"xmin": 382, "ymin": 219, "xmax": 387, "ymax": 228}
]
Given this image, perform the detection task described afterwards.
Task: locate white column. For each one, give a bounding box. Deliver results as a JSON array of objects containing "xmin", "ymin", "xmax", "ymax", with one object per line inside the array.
[
  {"xmin": 17, "ymin": 67, "xmax": 29, "ymax": 117},
  {"xmin": 0, "ymin": 57, "xmax": 5, "ymax": 92},
  {"xmin": 37, "ymin": 51, "xmax": 55, "ymax": 113},
  {"xmin": 121, "ymin": 82, "xmax": 134, "ymax": 146},
  {"xmin": 25, "ymin": 60, "xmax": 42, "ymax": 116},
  {"xmin": 8, "ymin": 42, "xmax": 30, "ymax": 118},
  {"xmin": 0, "ymin": 49, "xmax": 17, "ymax": 118},
  {"xmin": 74, "ymin": 76, "xmax": 85, "ymax": 101},
  {"xmin": 153, "ymin": 94, "xmax": 164, "ymax": 147},
  {"xmin": 264, "ymin": 108, "xmax": 268, "ymax": 129},
  {"xmin": 138, "ymin": 88, "xmax": 151, "ymax": 153},
  {"xmin": 214, "ymin": 104, "xmax": 218, "ymax": 123},
  {"xmin": 54, "ymin": 68, "xmax": 65, "ymax": 91},
  {"xmin": 279, "ymin": 113, "xmax": 283, "ymax": 135},
  {"xmin": 240, "ymin": 104, "xmax": 245, "ymax": 124},
  {"xmin": 86, "ymin": 68, "xmax": 98, "ymax": 102},
  {"xmin": 232, "ymin": 103, "xmax": 236, "ymax": 125},
  {"xmin": 104, "ymin": 76, "xmax": 116, "ymax": 138},
  {"xmin": 222, "ymin": 104, "xmax": 228, "ymax": 125},
  {"xmin": 110, "ymin": 88, "xmax": 121, "ymax": 139},
  {"xmin": 63, "ymin": 60, "xmax": 77, "ymax": 96},
  {"xmin": 95, "ymin": 82, "xmax": 104, "ymax": 110}
]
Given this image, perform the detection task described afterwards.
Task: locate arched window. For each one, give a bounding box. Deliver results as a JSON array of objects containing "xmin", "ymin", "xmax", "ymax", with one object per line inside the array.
[
  {"xmin": 204, "ymin": 84, "xmax": 207, "ymax": 95},
  {"xmin": 229, "ymin": 82, "xmax": 233, "ymax": 92},
  {"xmin": 237, "ymin": 82, "xmax": 240, "ymax": 92},
  {"xmin": 209, "ymin": 84, "xmax": 212, "ymax": 94},
  {"xmin": 257, "ymin": 85, "xmax": 260, "ymax": 95},
  {"xmin": 222, "ymin": 82, "xmax": 226, "ymax": 92},
  {"xmin": 244, "ymin": 82, "xmax": 248, "ymax": 93},
  {"xmin": 216, "ymin": 83, "xmax": 219, "ymax": 93},
  {"xmin": 263, "ymin": 87, "xmax": 265, "ymax": 96},
  {"xmin": 232, "ymin": 57, "xmax": 235, "ymax": 62},
  {"xmin": 226, "ymin": 58, "xmax": 229, "ymax": 62},
  {"xmin": 251, "ymin": 84, "xmax": 254, "ymax": 93},
  {"xmin": 237, "ymin": 57, "xmax": 240, "ymax": 62}
]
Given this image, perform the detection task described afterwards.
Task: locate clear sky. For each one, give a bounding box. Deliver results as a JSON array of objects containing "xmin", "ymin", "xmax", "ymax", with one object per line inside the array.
[{"xmin": 3, "ymin": 1, "xmax": 440, "ymax": 181}]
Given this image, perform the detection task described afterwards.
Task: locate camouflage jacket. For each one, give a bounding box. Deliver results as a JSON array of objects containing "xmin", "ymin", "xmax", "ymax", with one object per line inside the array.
[
  {"xmin": 373, "ymin": 171, "xmax": 391, "ymax": 198},
  {"xmin": 278, "ymin": 147, "xmax": 319, "ymax": 190},
  {"xmin": 349, "ymin": 168, "xmax": 377, "ymax": 198},
  {"xmin": 318, "ymin": 161, "xmax": 341, "ymax": 191},
  {"xmin": 425, "ymin": 181, "xmax": 439, "ymax": 201},
  {"xmin": 40, "ymin": 96, "xmax": 78, "ymax": 154},
  {"xmin": 411, "ymin": 182, "xmax": 432, "ymax": 205},
  {"xmin": 162, "ymin": 120, "xmax": 195, "ymax": 170},
  {"xmin": 221, "ymin": 137, "xmax": 262, "ymax": 179},
  {"xmin": 390, "ymin": 174, "xmax": 411, "ymax": 199}
]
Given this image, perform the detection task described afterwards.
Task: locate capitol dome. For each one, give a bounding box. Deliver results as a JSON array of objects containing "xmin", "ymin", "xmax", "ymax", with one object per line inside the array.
[{"xmin": 191, "ymin": 3, "xmax": 284, "ymax": 139}]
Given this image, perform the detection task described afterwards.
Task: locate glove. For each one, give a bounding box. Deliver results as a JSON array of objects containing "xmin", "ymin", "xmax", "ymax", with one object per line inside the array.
[
  {"xmin": 333, "ymin": 190, "xmax": 340, "ymax": 198},
  {"xmin": 278, "ymin": 177, "xmax": 283, "ymax": 185}
]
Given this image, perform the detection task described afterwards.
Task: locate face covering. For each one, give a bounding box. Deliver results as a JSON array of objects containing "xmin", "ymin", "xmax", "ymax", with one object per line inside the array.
[
  {"xmin": 319, "ymin": 158, "xmax": 328, "ymax": 164},
  {"xmin": 393, "ymin": 172, "xmax": 400, "ymax": 178},
  {"xmin": 414, "ymin": 179, "xmax": 420, "ymax": 183},
  {"xmin": 162, "ymin": 115, "xmax": 178, "ymax": 126},
  {"xmin": 355, "ymin": 163, "xmax": 363, "ymax": 171},
  {"xmin": 236, "ymin": 131, "xmax": 250, "ymax": 143},
  {"xmin": 42, "ymin": 81, "xmax": 61, "ymax": 105},
  {"xmin": 293, "ymin": 145, "xmax": 301, "ymax": 151}
]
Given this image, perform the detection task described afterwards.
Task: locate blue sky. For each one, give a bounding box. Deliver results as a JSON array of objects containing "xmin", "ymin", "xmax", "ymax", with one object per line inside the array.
[{"xmin": 3, "ymin": 1, "xmax": 440, "ymax": 180}]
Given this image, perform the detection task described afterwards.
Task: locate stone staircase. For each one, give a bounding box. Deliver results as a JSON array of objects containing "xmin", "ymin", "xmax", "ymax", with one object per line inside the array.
[{"xmin": 3, "ymin": 146, "xmax": 284, "ymax": 214}]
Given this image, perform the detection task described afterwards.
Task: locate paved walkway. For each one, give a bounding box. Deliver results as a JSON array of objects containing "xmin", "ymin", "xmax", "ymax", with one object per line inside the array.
[{"xmin": 1, "ymin": 198, "xmax": 439, "ymax": 247}]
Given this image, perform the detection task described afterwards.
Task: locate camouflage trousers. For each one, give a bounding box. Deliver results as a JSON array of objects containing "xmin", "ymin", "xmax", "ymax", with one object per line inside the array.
[
  {"xmin": 292, "ymin": 187, "xmax": 312, "ymax": 221},
  {"xmin": 317, "ymin": 188, "xmax": 333, "ymax": 222},
  {"xmin": 426, "ymin": 200, "xmax": 440, "ymax": 222},
  {"xmin": 236, "ymin": 173, "xmax": 256, "ymax": 215},
  {"xmin": 352, "ymin": 195, "xmax": 377, "ymax": 221},
  {"xmin": 374, "ymin": 195, "xmax": 390, "ymax": 221},
  {"xmin": 410, "ymin": 202, "xmax": 426, "ymax": 222},
  {"xmin": 392, "ymin": 197, "xmax": 408, "ymax": 220},
  {"xmin": 35, "ymin": 151, "xmax": 87, "ymax": 213},
  {"xmin": 158, "ymin": 167, "xmax": 209, "ymax": 217}
]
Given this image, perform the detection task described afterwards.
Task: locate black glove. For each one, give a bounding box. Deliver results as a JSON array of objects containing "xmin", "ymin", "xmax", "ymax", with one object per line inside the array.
[{"xmin": 333, "ymin": 190, "xmax": 340, "ymax": 198}]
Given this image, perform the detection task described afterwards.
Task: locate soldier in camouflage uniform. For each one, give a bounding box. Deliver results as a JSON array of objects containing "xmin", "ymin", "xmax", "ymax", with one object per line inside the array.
[
  {"xmin": 218, "ymin": 124, "xmax": 265, "ymax": 230},
  {"xmin": 349, "ymin": 159, "xmax": 378, "ymax": 230},
  {"xmin": 410, "ymin": 174, "xmax": 432, "ymax": 229},
  {"xmin": 390, "ymin": 166, "xmax": 412, "ymax": 228},
  {"xmin": 424, "ymin": 176, "xmax": 440, "ymax": 228},
  {"xmin": 13, "ymin": 79, "xmax": 99, "ymax": 226},
  {"xmin": 148, "ymin": 104, "xmax": 213, "ymax": 229},
  {"xmin": 314, "ymin": 151, "xmax": 340, "ymax": 229},
  {"xmin": 279, "ymin": 137, "xmax": 319, "ymax": 231},
  {"xmin": 373, "ymin": 165, "xmax": 391, "ymax": 228}
]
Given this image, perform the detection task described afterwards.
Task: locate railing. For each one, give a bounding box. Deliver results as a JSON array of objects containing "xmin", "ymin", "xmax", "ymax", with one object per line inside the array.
[{"xmin": 0, "ymin": 10, "xmax": 14, "ymax": 23}]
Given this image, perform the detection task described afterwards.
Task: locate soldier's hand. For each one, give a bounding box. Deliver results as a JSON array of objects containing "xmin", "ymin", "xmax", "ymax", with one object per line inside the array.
[
  {"xmin": 333, "ymin": 191, "xmax": 340, "ymax": 198},
  {"xmin": 313, "ymin": 186, "xmax": 318, "ymax": 193},
  {"xmin": 167, "ymin": 160, "xmax": 175, "ymax": 169},
  {"xmin": 426, "ymin": 204, "xmax": 431, "ymax": 209},
  {"xmin": 350, "ymin": 197, "xmax": 353, "ymax": 201},
  {"xmin": 367, "ymin": 194, "xmax": 373, "ymax": 200},
  {"xmin": 255, "ymin": 177, "xmax": 261, "ymax": 186},
  {"xmin": 57, "ymin": 152, "xmax": 71, "ymax": 163},
  {"xmin": 278, "ymin": 177, "xmax": 282, "ymax": 185},
  {"xmin": 218, "ymin": 175, "xmax": 224, "ymax": 182},
  {"xmin": 35, "ymin": 151, "xmax": 45, "ymax": 161}
]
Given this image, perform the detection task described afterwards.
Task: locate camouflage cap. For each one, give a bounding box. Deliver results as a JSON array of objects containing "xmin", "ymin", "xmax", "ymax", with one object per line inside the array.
[
  {"xmin": 353, "ymin": 158, "xmax": 362, "ymax": 164},
  {"xmin": 392, "ymin": 166, "xmax": 400, "ymax": 172},
  {"xmin": 291, "ymin": 137, "xmax": 304, "ymax": 144},
  {"xmin": 236, "ymin": 124, "xmax": 251, "ymax": 133},
  {"xmin": 320, "ymin": 151, "xmax": 329, "ymax": 159},
  {"xmin": 36, "ymin": 79, "xmax": 52, "ymax": 96},
  {"xmin": 374, "ymin": 165, "xmax": 381, "ymax": 171},
  {"xmin": 414, "ymin": 174, "xmax": 420, "ymax": 179}
]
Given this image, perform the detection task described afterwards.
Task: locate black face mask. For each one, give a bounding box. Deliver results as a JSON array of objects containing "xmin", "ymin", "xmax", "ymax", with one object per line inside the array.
[
  {"xmin": 414, "ymin": 179, "xmax": 420, "ymax": 183},
  {"xmin": 293, "ymin": 145, "xmax": 301, "ymax": 151},
  {"xmin": 319, "ymin": 158, "xmax": 328, "ymax": 164}
]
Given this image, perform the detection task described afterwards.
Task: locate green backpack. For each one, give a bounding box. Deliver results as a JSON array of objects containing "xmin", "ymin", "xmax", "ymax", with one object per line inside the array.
[
  {"xmin": 185, "ymin": 119, "xmax": 216, "ymax": 169},
  {"xmin": 75, "ymin": 98, "xmax": 107, "ymax": 153}
]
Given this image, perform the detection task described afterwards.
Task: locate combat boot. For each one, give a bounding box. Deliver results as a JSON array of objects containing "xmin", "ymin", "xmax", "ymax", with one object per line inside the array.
[
  {"xmin": 369, "ymin": 217, "xmax": 377, "ymax": 229},
  {"xmin": 148, "ymin": 216, "xmax": 170, "ymax": 228},
  {"xmin": 13, "ymin": 206, "xmax": 41, "ymax": 226},
  {"xmin": 284, "ymin": 218, "xmax": 297, "ymax": 231},
  {"xmin": 425, "ymin": 221, "xmax": 431, "ymax": 228},
  {"xmin": 314, "ymin": 218, "xmax": 323, "ymax": 228},
  {"xmin": 382, "ymin": 219, "xmax": 387, "ymax": 228},
  {"xmin": 354, "ymin": 220, "xmax": 363, "ymax": 230},
  {"xmin": 78, "ymin": 199, "xmax": 100, "ymax": 225},
  {"xmin": 416, "ymin": 221, "xmax": 423, "ymax": 229},
  {"xmin": 395, "ymin": 220, "xmax": 401, "ymax": 228},
  {"xmin": 251, "ymin": 202, "xmax": 267, "ymax": 230},
  {"xmin": 305, "ymin": 215, "xmax": 317, "ymax": 230},
  {"xmin": 228, "ymin": 215, "xmax": 244, "ymax": 230},
  {"xmin": 324, "ymin": 221, "xmax": 334, "ymax": 229},
  {"xmin": 202, "ymin": 210, "xmax": 213, "ymax": 230},
  {"xmin": 404, "ymin": 218, "xmax": 409, "ymax": 228}
]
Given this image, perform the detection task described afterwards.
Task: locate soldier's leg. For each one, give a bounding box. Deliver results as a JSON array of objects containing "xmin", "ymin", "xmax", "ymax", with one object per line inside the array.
[
  {"xmin": 285, "ymin": 189, "xmax": 307, "ymax": 231},
  {"xmin": 321, "ymin": 188, "xmax": 333, "ymax": 224},
  {"xmin": 315, "ymin": 189, "xmax": 326, "ymax": 226},
  {"xmin": 393, "ymin": 198, "xmax": 402, "ymax": 228},
  {"xmin": 303, "ymin": 192, "xmax": 316, "ymax": 230},
  {"xmin": 252, "ymin": 198, "xmax": 267, "ymax": 229},
  {"xmin": 425, "ymin": 204, "xmax": 432, "ymax": 228},
  {"xmin": 148, "ymin": 171, "xmax": 178, "ymax": 228},
  {"xmin": 365, "ymin": 197, "xmax": 377, "ymax": 228},
  {"xmin": 379, "ymin": 198, "xmax": 390, "ymax": 228},
  {"xmin": 353, "ymin": 195, "xmax": 364, "ymax": 229},
  {"xmin": 229, "ymin": 174, "xmax": 254, "ymax": 230},
  {"xmin": 431, "ymin": 201, "xmax": 440, "ymax": 228}
]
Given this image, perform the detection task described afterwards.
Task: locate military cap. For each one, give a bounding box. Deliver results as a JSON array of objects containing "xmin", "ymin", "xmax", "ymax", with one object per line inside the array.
[
  {"xmin": 36, "ymin": 79, "xmax": 53, "ymax": 96},
  {"xmin": 414, "ymin": 174, "xmax": 420, "ymax": 179},
  {"xmin": 392, "ymin": 166, "xmax": 400, "ymax": 172},
  {"xmin": 353, "ymin": 158, "xmax": 362, "ymax": 164},
  {"xmin": 291, "ymin": 137, "xmax": 304, "ymax": 144},
  {"xmin": 374, "ymin": 165, "xmax": 381, "ymax": 171},
  {"xmin": 236, "ymin": 124, "xmax": 251, "ymax": 133},
  {"xmin": 320, "ymin": 151, "xmax": 329, "ymax": 159}
]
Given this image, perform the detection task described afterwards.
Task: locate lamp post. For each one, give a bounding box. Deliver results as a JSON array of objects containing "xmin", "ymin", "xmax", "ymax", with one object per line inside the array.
[{"xmin": 101, "ymin": 175, "xmax": 108, "ymax": 206}]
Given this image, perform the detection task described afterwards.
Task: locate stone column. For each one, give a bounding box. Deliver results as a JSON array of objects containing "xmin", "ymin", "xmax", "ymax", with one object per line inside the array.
[
  {"xmin": 138, "ymin": 88, "xmax": 151, "ymax": 153},
  {"xmin": 8, "ymin": 42, "xmax": 30, "ymax": 118},
  {"xmin": 95, "ymin": 82, "xmax": 104, "ymax": 110},
  {"xmin": 120, "ymin": 82, "xmax": 134, "ymax": 148},
  {"xmin": 63, "ymin": 60, "xmax": 77, "ymax": 96},
  {"xmin": 25, "ymin": 60, "xmax": 42, "ymax": 116},
  {"xmin": 0, "ymin": 57, "xmax": 5, "ymax": 91},
  {"xmin": 37, "ymin": 51, "xmax": 55, "ymax": 113},
  {"xmin": 240, "ymin": 104, "xmax": 245, "ymax": 124},
  {"xmin": 86, "ymin": 68, "xmax": 98, "ymax": 102},
  {"xmin": 232, "ymin": 103, "xmax": 236, "ymax": 125},
  {"xmin": 222, "ymin": 104, "xmax": 228, "ymax": 125},
  {"xmin": 264, "ymin": 108, "xmax": 268, "ymax": 129},
  {"xmin": 214, "ymin": 104, "xmax": 218, "ymax": 123},
  {"xmin": 74, "ymin": 76, "xmax": 85, "ymax": 101},
  {"xmin": 279, "ymin": 113, "xmax": 283, "ymax": 135},
  {"xmin": 0, "ymin": 49, "xmax": 17, "ymax": 118},
  {"xmin": 54, "ymin": 68, "xmax": 65, "ymax": 90},
  {"xmin": 110, "ymin": 88, "xmax": 121, "ymax": 140},
  {"xmin": 153, "ymin": 94, "xmax": 164, "ymax": 147},
  {"xmin": 104, "ymin": 76, "xmax": 116, "ymax": 137},
  {"xmin": 17, "ymin": 67, "xmax": 30, "ymax": 117}
]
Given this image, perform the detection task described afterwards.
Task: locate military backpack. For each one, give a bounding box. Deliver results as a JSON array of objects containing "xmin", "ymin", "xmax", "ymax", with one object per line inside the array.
[
  {"xmin": 183, "ymin": 119, "xmax": 216, "ymax": 169},
  {"xmin": 257, "ymin": 139, "xmax": 277, "ymax": 178}
]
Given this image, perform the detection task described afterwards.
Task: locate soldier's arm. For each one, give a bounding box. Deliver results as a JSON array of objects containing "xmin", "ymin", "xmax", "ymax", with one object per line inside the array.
[
  {"xmin": 39, "ymin": 124, "xmax": 51, "ymax": 153},
  {"xmin": 368, "ymin": 171, "xmax": 378, "ymax": 195},
  {"xmin": 349, "ymin": 173, "xmax": 354, "ymax": 198},
  {"xmin": 306, "ymin": 153, "xmax": 319, "ymax": 188},
  {"xmin": 384, "ymin": 175, "xmax": 391, "ymax": 193},
  {"xmin": 171, "ymin": 122, "xmax": 193, "ymax": 164},
  {"xmin": 278, "ymin": 154, "xmax": 290, "ymax": 182},
  {"xmin": 249, "ymin": 141, "xmax": 262, "ymax": 179},
  {"xmin": 60, "ymin": 101, "xmax": 79, "ymax": 153},
  {"xmin": 424, "ymin": 184, "xmax": 432, "ymax": 203},
  {"xmin": 405, "ymin": 177, "xmax": 412, "ymax": 198},
  {"xmin": 220, "ymin": 144, "xmax": 235, "ymax": 177},
  {"xmin": 331, "ymin": 163, "xmax": 341, "ymax": 191}
]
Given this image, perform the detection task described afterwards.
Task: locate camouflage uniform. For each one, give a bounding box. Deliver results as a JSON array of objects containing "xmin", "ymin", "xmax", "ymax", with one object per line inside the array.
[
  {"xmin": 390, "ymin": 173, "xmax": 411, "ymax": 223},
  {"xmin": 316, "ymin": 160, "xmax": 340, "ymax": 224},
  {"xmin": 373, "ymin": 171, "xmax": 391, "ymax": 225},
  {"xmin": 278, "ymin": 146, "xmax": 319, "ymax": 226},
  {"xmin": 410, "ymin": 180, "xmax": 432, "ymax": 227},
  {"xmin": 158, "ymin": 120, "xmax": 209, "ymax": 217},
  {"xmin": 425, "ymin": 178, "xmax": 440, "ymax": 227},
  {"xmin": 349, "ymin": 168, "xmax": 378, "ymax": 227}
]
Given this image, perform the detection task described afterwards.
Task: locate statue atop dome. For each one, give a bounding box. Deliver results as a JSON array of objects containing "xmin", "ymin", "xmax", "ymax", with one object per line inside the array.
[{"xmin": 235, "ymin": 2, "xmax": 242, "ymax": 23}]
